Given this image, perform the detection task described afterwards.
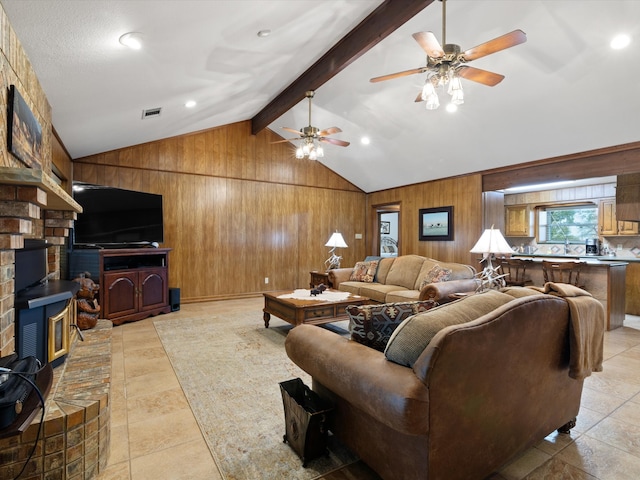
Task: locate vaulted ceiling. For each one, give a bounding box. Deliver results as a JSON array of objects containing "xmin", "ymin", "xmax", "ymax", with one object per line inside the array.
[{"xmin": 2, "ymin": 1, "xmax": 639, "ymax": 192}]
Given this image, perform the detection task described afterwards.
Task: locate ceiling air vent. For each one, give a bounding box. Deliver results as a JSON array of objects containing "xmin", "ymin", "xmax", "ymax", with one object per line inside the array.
[{"xmin": 141, "ymin": 107, "xmax": 162, "ymax": 119}]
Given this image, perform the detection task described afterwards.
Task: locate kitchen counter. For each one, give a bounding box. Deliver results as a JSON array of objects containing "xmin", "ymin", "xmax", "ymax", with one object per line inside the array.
[
  {"xmin": 507, "ymin": 256, "xmax": 626, "ymax": 330},
  {"xmin": 513, "ymin": 253, "xmax": 638, "ymax": 263}
]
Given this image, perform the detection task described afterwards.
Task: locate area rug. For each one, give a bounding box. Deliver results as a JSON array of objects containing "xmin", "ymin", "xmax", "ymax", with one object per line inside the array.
[{"xmin": 154, "ymin": 313, "xmax": 357, "ymax": 480}]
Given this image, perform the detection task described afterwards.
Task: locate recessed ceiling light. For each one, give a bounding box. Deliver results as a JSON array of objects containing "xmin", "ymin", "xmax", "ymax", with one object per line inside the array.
[
  {"xmin": 119, "ymin": 32, "xmax": 142, "ymax": 50},
  {"xmin": 446, "ymin": 103, "xmax": 458, "ymax": 113},
  {"xmin": 610, "ymin": 34, "xmax": 631, "ymax": 50},
  {"xmin": 185, "ymin": 100, "xmax": 197, "ymax": 108},
  {"xmin": 257, "ymin": 29, "xmax": 271, "ymax": 38},
  {"xmin": 360, "ymin": 137, "xmax": 370, "ymax": 145}
]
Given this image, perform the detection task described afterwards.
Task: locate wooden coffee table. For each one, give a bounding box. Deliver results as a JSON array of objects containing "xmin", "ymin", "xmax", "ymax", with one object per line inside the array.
[{"xmin": 263, "ymin": 289, "xmax": 368, "ymax": 328}]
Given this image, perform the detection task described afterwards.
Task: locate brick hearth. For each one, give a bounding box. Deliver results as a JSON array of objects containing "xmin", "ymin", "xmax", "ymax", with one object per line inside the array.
[{"xmin": 0, "ymin": 320, "xmax": 112, "ymax": 479}]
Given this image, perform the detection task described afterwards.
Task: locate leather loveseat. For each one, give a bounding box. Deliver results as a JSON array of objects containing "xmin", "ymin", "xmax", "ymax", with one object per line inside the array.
[
  {"xmin": 285, "ymin": 285, "xmax": 604, "ymax": 480},
  {"xmin": 327, "ymin": 254, "xmax": 477, "ymax": 304}
]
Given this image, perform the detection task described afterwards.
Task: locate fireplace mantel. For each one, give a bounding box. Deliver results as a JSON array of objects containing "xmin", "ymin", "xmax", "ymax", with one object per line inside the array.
[{"xmin": 0, "ymin": 166, "xmax": 82, "ymax": 212}]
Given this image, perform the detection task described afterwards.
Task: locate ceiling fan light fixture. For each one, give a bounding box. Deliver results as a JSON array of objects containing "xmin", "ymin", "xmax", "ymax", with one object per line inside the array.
[
  {"xmin": 425, "ymin": 92, "xmax": 440, "ymax": 110},
  {"xmin": 448, "ymin": 76, "xmax": 464, "ymax": 105}
]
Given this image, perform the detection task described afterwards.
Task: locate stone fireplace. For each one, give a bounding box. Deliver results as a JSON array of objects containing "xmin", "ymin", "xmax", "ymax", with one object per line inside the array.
[{"xmin": 0, "ymin": 6, "xmax": 111, "ymax": 477}]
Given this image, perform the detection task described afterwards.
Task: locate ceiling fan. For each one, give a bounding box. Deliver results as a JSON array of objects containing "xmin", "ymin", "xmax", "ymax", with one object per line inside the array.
[
  {"xmin": 272, "ymin": 90, "xmax": 349, "ymax": 159},
  {"xmin": 370, "ymin": 0, "xmax": 527, "ymax": 109}
]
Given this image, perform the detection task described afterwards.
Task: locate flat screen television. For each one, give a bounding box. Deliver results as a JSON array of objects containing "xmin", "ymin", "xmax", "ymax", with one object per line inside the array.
[{"xmin": 73, "ymin": 183, "xmax": 164, "ymax": 247}]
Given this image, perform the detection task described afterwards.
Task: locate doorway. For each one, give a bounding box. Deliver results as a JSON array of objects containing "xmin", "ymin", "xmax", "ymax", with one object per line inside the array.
[{"xmin": 375, "ymin": 204, "xmax": 400, "ymax": 257}]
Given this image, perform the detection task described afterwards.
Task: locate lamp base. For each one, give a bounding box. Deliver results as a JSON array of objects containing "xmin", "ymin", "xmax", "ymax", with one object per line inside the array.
[
  {"xmin": 474, "ymin": 259, "xmax": 508, "ymax": 292},
  {"xmin": 324, "ymin": 253, "xmax": 342, "ymax": 270}
]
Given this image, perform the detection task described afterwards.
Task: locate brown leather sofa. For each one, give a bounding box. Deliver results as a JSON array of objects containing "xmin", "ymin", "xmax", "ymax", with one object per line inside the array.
[
  {"xmin": 285, "ymin": 286, "xmax": 604, "ymax": 480},
  {"xmin": 327, "ymin": 254, "xmax": 478, "ymax": 304}
]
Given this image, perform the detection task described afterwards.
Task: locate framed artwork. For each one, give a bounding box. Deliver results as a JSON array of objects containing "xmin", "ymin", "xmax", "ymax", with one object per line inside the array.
[
  {"xmin": 380, "ymin": 221, "xmax": 390, "ymax": 234},
  {"xmin": 8, "ymin": 84, "xmax": 43, "ymax": 168},
  {"xmin": 419, "ymin": 206, "xmax": 454, "ymax": 241}
]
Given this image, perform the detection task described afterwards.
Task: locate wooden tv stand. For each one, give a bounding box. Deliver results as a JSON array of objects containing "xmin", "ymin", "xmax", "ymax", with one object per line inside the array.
[{"xmin": 97, "ymin": 248, "xmax": 171, "ymax": 325}]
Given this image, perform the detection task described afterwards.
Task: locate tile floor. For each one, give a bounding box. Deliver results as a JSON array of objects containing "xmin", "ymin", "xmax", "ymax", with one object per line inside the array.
[{"xmin": 96, "ymin": 298, "xmax": 640, "ymax": 480}]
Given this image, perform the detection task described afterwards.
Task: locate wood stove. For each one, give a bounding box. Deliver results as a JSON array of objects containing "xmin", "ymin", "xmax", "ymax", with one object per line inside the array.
[
  {"xmin": 14, "ymin": 239, "xmax": 79, "ymax": 367},
  {"xmin": 15, "ymin": 283, "xmax": 79, "ymax": 367}
]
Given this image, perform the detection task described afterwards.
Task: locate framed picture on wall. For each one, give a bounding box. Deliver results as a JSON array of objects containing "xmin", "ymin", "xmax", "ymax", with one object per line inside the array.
[
  {"xmin": 8, "ymin": 84, "xmax": 43, "ymax": 168},
  {"xmin": 380, "ymin": 221, "xmax": 390, "ymax": 234},
  {"xmin": 419, "ymin": 206, "xmax": 453, "ymax": 241}
]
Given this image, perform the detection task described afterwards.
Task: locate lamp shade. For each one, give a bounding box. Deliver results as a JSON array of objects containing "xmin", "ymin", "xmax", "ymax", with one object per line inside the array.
[
  {"xmin": 469, "ymin": 227, "xmax": 513, "ymax": 255},
  {"xmin": 325, "ymin": 232, "xmax": 348, "ymax": 248}
]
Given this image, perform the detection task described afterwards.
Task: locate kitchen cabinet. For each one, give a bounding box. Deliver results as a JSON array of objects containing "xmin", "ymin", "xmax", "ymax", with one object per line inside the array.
[
  {"xmin": 616, "ymin": 173, "xmax": 640, "ymax": 221},
  {"xmin": 599, "ymin": 198, "xmax": 639, "ymax": 235},
  {"xmin": 618, "ymin": 220, "xmax": 639, "ymax": 235},
  {"xmin": 599, "ymin": 198, "xmax": 617, "ymax": 235},
  {"xmin": 505, "ymin": 205, "xmax": 533, "ymax": 236}
]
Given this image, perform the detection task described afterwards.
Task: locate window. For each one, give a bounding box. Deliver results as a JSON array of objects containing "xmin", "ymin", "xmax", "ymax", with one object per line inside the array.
[{"xmin": 537, "ymin": 205, "xmax": 598, "ymax": 243}]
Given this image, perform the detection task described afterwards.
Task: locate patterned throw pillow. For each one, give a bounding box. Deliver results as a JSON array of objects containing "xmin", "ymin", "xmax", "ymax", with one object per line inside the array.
[
  {"xmin": 349, "ymin": 260, "xmax": 379, "ymax": 283},
  {"xmin": 346, "ymin": 300, "xmax": 438, "ymax": 351},
  {"xmin": 418, "ymin": 264, "xmax": 452, "ymax": 290}
]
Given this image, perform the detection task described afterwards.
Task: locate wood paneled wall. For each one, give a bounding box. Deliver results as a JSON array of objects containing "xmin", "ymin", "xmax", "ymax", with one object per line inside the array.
[
  {"xmin": 367, "ymin": 175, "xmax": 484, "ymax": 267},
  {"xmin": 73, "ymin": 121, "xmax": 366, "ymax": 302}
]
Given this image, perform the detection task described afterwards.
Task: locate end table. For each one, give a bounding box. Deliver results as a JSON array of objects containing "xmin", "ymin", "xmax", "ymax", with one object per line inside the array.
[{"xmin": 309, "ymin": 271, "xmax": 332, "ymax": 289}]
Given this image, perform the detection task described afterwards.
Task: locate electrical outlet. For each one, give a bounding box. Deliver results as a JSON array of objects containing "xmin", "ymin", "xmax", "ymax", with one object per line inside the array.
[
  {"xmin": 617, "ymin": 244, "xmax": 623, "ymax": 251},
  {"xmin": 264, "ymin": 277, "xmax": 269, "ymax": 284},
  {"xmin": 355, "ymin": 233, "xmax": 363, "ymax": 239}
]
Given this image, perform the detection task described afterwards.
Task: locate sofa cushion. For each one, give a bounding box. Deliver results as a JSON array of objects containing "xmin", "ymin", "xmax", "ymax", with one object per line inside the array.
[
  {"xmin": 499, "ymin": 286, "xmax": 545, "ymax": 298},
  {"xmin": 359, "ymin": 284, "xmax": 405, "ymax": 303},
  {"xmin": 375, "ymin": 257, "xmax": 396, "ymax": 284},
  {"xmin": 339, "ymin": 281, "xmax": 367, "ymax": 296},
  {"xmin": 347, "ymin": 300, "xmax": 438, "ymax": 351},
  {"xmin": 384, "ymin": 255, "xmax": 426, "ymax": 290},
  {"xmin": 384, "ymin": 290, "xmax": 515, "ymax": 367},
  {"xmin": 417, "ymin": 264, "xmax": 452, "ymax": 290},
  {"xmin": 349, "ymin": 260, "xmax": 379, "ymax": 283},
  {"xmin": 385, "ymin": 290, "xmax": 420, "ymax": 303}
]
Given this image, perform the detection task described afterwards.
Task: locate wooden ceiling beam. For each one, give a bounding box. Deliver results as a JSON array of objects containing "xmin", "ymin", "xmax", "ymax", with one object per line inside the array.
[{"xmin": 251, "ymin": 0, "xmax": 435, "ymax": 135}]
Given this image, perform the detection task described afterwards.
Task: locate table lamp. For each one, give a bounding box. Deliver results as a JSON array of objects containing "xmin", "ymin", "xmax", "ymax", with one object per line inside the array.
[
  {"xmin": 324, "ymin": 231, "xmax": 348, "ymax": 270},
  {"xmin": 469, "ymin": 226, "xmax": 513, "ymax": 291}
]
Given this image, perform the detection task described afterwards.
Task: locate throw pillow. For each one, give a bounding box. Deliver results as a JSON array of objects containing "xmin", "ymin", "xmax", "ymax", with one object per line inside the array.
[
  {"xmin": 384, "ymin": 290, "xmax": 515, "ymax": 367},
  {"xmin": 418, "ymin": 264, "xmax": 452, "ymax": 290},
  {"xmin": 349, "ymin": 260, "xmax": 379, "ymax": 283},
  {"xmin": 346, "ymin": 300, "xmax": 438, "ymax": 351}
]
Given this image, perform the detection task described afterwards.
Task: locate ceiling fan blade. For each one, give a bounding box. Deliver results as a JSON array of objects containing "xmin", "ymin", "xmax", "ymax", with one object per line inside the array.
[
  {"xmin": 281, "ymin": 127, "xmax": 303, "ymax": 135},
  {"xmin": 370, "ymin": 67, "xmax": 427, "ymax": 83},
  {"xmin": 318, "ymin": 127, "xmax": 342, "ymax": 136},
  {"xmin": 320, "ymin": 137, "xmax": 350, "ymax": 147},
  {"xmin": 461, "ymin": 29, "xmax": 527, "ymax": 62},
  {"xmin": 270, "ymin": 138, "xmax": 301, "ymax": 144},
  {"xmin": 457, "ymin": 65, "xmax": 505, "ymax": 87},
  {"xmin": 412, "ymin": 32, "xmax": 444, "ymax": 58},
  {"xmin": 414, "ymin": 91, "xmax": 424, "ymax": 103}
]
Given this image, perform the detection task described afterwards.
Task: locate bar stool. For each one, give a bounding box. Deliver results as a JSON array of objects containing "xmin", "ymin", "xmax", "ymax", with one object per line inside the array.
[
  {"xmin": 499, "ymin": 258, "xmax": 533, "ymax": 287},
  {"xmin": 541, "ymin": 260, "xmax": 586, "ymax": 289}
]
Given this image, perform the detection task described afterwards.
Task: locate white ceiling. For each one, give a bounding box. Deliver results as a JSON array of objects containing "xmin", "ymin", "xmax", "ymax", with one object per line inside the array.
[{"xmin": 2, "ymin": 1, "xmax": 639, "ymax": 193}]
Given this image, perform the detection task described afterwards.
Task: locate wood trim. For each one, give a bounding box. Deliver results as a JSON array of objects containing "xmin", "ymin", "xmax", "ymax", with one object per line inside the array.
[
  {"xmin": 482, "ymin": 141, "xmax": 640, "ymax": 191},
  {"xmin": 250, "ymin": 0, "xmax": 435, "ymax": 134}
]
